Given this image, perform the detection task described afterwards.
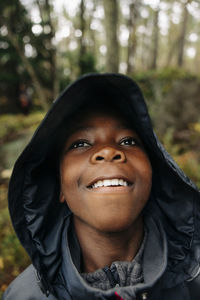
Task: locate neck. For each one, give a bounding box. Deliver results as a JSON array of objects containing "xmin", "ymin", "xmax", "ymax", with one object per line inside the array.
[{"xmin": 73, "ymin": 217, "xmax": 144, "ymax": 273}]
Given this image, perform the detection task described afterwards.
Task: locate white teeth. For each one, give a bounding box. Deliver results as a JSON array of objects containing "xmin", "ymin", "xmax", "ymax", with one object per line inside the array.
[
  {"xmin": 104, "ymin": 180, "xmax": 110, "ymax": 186},
  {"xmin": 119, "ymin": 179, "xmax": 124, "ymax": 186},
  {"xmin": 91, "ymin": 178, "xmax": 129, "ymax": 188},
  {"xmin": 112, "ymin": 179, "xmax": 117, "ymax": 186}
]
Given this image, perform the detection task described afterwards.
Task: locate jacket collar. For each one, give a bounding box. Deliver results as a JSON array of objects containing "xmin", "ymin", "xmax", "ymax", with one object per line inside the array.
[{"xmin": 56, "ymin": 215, "xmax": 167, "ymax": 300}]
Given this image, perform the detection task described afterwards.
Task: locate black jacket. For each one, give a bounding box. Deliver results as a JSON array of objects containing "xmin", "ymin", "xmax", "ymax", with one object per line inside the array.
[{"xmin": 3, "ymin": 73, "xmax": 200, "ymax": 300}]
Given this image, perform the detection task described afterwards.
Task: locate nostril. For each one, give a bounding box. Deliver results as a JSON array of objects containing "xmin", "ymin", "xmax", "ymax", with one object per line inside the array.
[
  {"xmin": 91, "ymin": 148, "xmax": 125, "ymax": 163},
  {"xmin": 96, "ymin": 156, "xmax": 104, "ymax": 161},
  {"xmin": 113, "ymin": 154, "xmax": 121, "ymax": 160}
]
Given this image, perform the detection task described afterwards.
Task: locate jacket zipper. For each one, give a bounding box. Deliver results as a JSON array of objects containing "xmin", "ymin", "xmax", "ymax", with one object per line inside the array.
[
  {"xmin": 102, "ymin": 266, "xmax": 148, "ymax": 300},
  {"xmin": 103, "ymin": 266, "xmax": 120, "ymax": 287}
]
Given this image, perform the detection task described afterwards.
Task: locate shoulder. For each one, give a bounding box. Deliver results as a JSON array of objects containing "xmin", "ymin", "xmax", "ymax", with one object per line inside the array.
[{"xmin": 2, "ymin": 265, "xmax": 56, "ymax": 300}]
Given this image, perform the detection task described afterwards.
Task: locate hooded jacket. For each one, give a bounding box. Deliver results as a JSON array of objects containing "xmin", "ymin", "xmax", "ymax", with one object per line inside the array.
[{"xmin": 3, "ymin": 73, "xmax": 200, "ymax": 300}]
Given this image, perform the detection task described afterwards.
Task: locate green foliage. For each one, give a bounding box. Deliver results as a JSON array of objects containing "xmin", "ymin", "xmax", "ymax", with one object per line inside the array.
[
  {"xmin": 135, "ymin": 68, "xmax": 197, "ymax": 81},
  {"xmin": 0, "ymin": 0, "xmax": 60, "ymax": 111},
  {"xmin": 175, "ymin": 151, "xmax": 200, "ymax": 188},
  {"xmin": 0, "ymin": 0, "xmax": 34, "ymax": 112},
  {"xmin": 134, "ymin": 68, "xmax": 198, "ymax": 100},
  {"xmin": 0, "ymin": 112, "xmax": 44, "ymax": 142},
  {"xmin": 160, "ymin": 128, "xmax": 180, "ymax": 157},
  {"xmin": 0, "ymin": 111, "xmax": 46, "ymax": 294},
  {"xmin": 79, "ymin": 52, "xmax": 97, "ymax": 75},
  {"xmin": 132, "ymin": 69, "xmax": 200, "ymax": 136},
  {"xmin": 161, "ymin": 127, "xmax": 200, "ymax": 188},
  {"xmin": 0, "ymin": 185, "xmax": 30, "ymax": 295}
]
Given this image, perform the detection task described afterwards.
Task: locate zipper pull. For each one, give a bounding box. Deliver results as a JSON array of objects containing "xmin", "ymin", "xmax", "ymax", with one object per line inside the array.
[
  {"xmin": 114, "ymin": 291, "xmax": 124, "ymax": 300},
  {"xmin": 103, "ymin": 266, "xmax": 120, "ymax": 288}
]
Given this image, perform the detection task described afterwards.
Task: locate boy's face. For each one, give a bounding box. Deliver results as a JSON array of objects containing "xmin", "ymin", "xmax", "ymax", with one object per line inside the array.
[{"xmin": 60, "ymin": 108, "xmax": 152, "ymax": 233}]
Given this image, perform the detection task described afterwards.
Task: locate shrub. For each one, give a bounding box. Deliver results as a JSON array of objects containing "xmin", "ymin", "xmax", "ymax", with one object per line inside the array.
[{"xmin": 0, "ymin": 112, "xmax": 44, "ymax": 143}]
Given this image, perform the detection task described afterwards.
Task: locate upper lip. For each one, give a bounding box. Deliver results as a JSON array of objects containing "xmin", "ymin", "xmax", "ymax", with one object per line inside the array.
[{"xmin": 87, "ymin": 175, "xmax": 133, "ymax": 188}]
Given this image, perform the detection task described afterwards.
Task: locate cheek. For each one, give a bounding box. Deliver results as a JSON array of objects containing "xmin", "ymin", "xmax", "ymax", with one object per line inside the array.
[
  {"xmin": 143, "ymin": 159, "xmax": 152, "ymax": 186},
  {"xmin": 60, "ymin": 156, "xmax": 80, "ymax": 182},
  {"xmin": 131, "ymin": 150, "xmax": 152, "ymax": 176},
  {"xmin": 140, "ymin": 160, "xmax": 152, "ymax": 184},
  {"xmin": 60, "ymin": 156, "xmax": 87, "ymax": 202},
  {"xmin": 60, "ymin": 160, "xmax": 75, "ymax": 198},
  {"xmin": 133, "ymin": 154, "xmax": 152, "ymax": 196}
]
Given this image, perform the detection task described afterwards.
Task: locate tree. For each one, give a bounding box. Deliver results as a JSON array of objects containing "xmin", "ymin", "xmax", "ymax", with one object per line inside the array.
[
  {"xmin": 177, "ymin": 0, "xmax": 191, "ymax": 67},
  {"xmin": 150, "ymin": 2, "xmax": 160, "ymax": 70},
  {"xmin": 0, "ymin": 0, "xmax": 50, "ymax": 110},
  {"xmin": 103, "ymin": 0, "xmax": 119, "ymax": 72},
  {"xmin": 78, "ymin": 0, "xmax": 87, "ymax": 74},
  {"xmin": 0, "ymin": 0, "xmax": 61, "ymax": 111},
  {"xmin": 35, "ymin": 0, "xmax": 59, "ymax": 100},
  {"xmin": 127, "ymin": 0, "xmax": 140, "ymax": 75}
]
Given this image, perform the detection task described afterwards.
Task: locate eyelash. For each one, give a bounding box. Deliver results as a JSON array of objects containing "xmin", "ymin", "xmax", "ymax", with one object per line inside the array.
[
  {"xmin": 69, "ymin": 137, "xmax": 138, "ymax": 150},
  {"xmin": 70, "ymin": 140, "xmax": 91, "ymax": 149},
  {"xmin": 119, "ymin": 137, "xmax": 138, "ymax": 146}
]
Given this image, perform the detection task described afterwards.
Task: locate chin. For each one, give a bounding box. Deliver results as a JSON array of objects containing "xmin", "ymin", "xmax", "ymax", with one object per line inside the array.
[{"xmin": 94, "ymin": 214, "xmax": 139, "ymax": 233}]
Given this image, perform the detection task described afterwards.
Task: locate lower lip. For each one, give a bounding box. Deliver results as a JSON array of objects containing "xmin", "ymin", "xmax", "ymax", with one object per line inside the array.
[{"xmin": 87, "ymin": 185, "xmax": 133, "ymax": 193}]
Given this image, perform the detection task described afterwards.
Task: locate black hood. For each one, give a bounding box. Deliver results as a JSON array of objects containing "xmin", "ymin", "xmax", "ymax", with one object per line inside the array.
[{"xmin": 8, "ymin": 73, "xmax": 200, "ymax": 289}]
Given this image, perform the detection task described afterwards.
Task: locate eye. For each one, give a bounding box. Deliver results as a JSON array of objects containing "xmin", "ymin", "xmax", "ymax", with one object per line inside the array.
[
  {"xmin": 119, "ymin": 137, "xmax": 137, "ymax": 146},
  {"xmin": 70, "ymin": 140, "xmax": 90, "ymax": 149}
]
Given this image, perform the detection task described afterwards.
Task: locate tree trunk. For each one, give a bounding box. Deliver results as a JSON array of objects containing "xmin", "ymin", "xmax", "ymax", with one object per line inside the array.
[
  {"xmin": 45, "ymin": 0, "xmax": 59, "ymax": 99},
  {"xmin": 78, "ymin": 0, "xmax": 87, "ymax": 75},
  {"xmin": 7, "ymin": 29, "xmax": 49, "ymax": 111},
  {"xmin": 88, "ymin": 0, "xmax": 97, "ymax": 56},
  {"xmin": 37, "ymin": 0, "xmax": 59, "ymax": 100},
  {"xmin": 165, "ymin": 5, "xmax": 177, "ymax": 67},
  {"xmin": 103, "ymin": 0, "xmax": 119, "ymax": 73},
  {"xmin": 139, "ymin": 18, "xmax": 148, "ymax": 69},
  {"xmin": 127, "ymin": 1, "xmax": 139, "ymax": 75},
  {"xmin": 166, "ymin": 40, "xmax": 178, "ymax": 67},
  {"xmin": 177, "ymin": 1, "xmax": 190, "ymax": 67},
  {"xmin": 194, "ymin": 34, "xmax": 200, "ymax": 74},
  {"xmin": 150, "ymin": 4, "xmax": 160, "ymax": 69}
]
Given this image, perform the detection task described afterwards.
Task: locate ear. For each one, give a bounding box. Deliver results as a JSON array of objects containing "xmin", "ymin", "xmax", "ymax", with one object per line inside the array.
[{"xmin": 60, "ymin": 191, "xmax": 65, "ymax": 203}]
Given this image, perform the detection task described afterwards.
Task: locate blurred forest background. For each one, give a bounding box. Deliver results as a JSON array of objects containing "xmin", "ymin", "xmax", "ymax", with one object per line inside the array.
[{"xmin": 0, "ymin": 0, "xmax": 200, "ymax": 296}]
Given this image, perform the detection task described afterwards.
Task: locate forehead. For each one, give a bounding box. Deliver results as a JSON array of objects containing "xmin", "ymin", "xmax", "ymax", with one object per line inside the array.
[
  {"xmin": 67, "ymin": 107, "xmax": 134, "ymax": 134},
  {"xmin": 76, "ymin": 98, "xmax": 134, "ymax": 123},
  {"xmin": 71, "ymin": 110, "xmax": 132, "ymax": 129}
]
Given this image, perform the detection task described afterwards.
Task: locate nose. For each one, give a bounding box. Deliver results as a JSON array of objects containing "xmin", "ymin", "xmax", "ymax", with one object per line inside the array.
[{"xmin": 91, "ymin": 146, "xmax": 126, "ymax": 163}]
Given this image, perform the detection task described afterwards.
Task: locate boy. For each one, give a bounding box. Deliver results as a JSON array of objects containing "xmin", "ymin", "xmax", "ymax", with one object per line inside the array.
[{"xmin": 3, "ymin": 73, "xmax": 200, "ymax": 300}]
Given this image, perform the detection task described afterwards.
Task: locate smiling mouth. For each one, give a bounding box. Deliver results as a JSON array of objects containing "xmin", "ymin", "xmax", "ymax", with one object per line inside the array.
[{"xmin": 87, "ymin": 178, "xmax": 132, "ymax": 189}]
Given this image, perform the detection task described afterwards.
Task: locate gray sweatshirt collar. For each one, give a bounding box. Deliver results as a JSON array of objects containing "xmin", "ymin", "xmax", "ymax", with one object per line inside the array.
[
  {"xmin": 58, "ymin": 216, "xmax": 167, "ymax": 300},
  {"xmin": 81, "ymin": 229, "xmax": 147, "ymax": 290}
]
